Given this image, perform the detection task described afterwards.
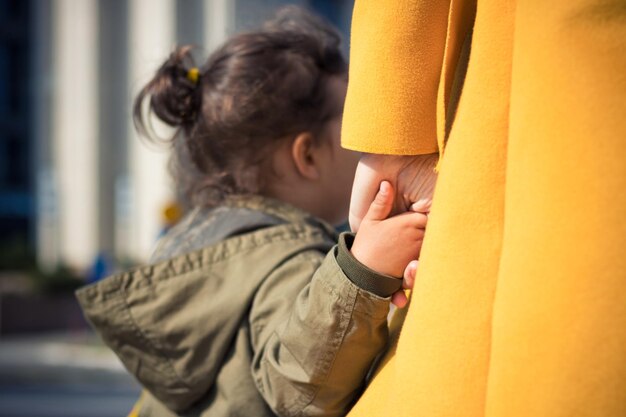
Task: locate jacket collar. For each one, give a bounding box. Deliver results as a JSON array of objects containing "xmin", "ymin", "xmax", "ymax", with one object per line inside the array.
[{"xmin": 223, "ymin": 194, "xmax": 339, "ymax": 240}]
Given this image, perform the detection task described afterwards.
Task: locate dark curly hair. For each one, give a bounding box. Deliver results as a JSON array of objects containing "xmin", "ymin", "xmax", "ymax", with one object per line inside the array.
[{"xmin": 133, "ymin": 6, "xmax": 348, "ymax": 208}]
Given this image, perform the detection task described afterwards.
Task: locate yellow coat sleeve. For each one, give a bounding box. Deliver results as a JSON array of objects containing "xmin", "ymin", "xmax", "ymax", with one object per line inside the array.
[{"xmin": 341, "ymin": 0, "xmax": 450, "ymax": 155}]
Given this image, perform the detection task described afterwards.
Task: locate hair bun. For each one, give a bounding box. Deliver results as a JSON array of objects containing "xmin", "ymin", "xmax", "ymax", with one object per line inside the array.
[{"xmin": 133, "ymin": 45, "xmax": 202, "ymax": 140}]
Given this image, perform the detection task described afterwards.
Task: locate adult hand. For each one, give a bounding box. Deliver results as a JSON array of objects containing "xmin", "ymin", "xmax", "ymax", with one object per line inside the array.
[{"xmin": 349, "ymin": 153, "xmax": 439, "ymax": 232}]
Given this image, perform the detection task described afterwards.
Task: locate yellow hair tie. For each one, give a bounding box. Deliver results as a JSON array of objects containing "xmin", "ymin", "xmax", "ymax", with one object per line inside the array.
[{"xmin": 187, "ymin": 67, "xmax": 199, "ymax": 84}]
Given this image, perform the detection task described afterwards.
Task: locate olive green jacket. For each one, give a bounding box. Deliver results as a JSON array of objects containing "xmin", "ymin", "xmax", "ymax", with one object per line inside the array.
[{"xmin": 76, "ymin": 196, "xmax": 402, "ymax": 417}]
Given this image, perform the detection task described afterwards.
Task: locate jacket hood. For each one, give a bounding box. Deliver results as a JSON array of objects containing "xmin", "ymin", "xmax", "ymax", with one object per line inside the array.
[{"xmin": 76, "ymin": 197, "xmax": 337, "ymax": 412}]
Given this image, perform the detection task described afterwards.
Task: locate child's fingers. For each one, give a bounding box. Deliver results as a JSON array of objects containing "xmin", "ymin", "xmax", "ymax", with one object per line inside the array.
[
  {"xmin": 389, "ymin": 211, "xmax": 428, "ymax": 230},
  {"xmin": 364, "ymin": 181, "xmax": 395, "ymax": 222},
  {"xmin": 406, "ymin": 212, "xmax": 428, "ymax": 229},
  {"xmin": 403, "ymin": 260, "xmax": 419, "ymax": 290},
  {"xmin": 391, "ymin": 260, "xmax": 418, "ymax": 308},
  {"xmin": 391, "ymin": 290, "xmax": 408, "ymax": 308}
]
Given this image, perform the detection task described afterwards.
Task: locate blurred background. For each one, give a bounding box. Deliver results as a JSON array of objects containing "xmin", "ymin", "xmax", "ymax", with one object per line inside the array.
[{"xmin": 0, "ymin": 0, "xmax": 353, "ymax": 415}]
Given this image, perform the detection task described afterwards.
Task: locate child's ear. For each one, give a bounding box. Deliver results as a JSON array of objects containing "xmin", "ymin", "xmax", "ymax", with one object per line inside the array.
[{"xmin": 291, "ymin": 132, "xmax": 321, "ymax": 180}]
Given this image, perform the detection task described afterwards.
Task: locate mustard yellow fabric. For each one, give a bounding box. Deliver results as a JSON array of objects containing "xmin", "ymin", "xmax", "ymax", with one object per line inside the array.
[{"xmin": 342, "ymin": 0, "xmax": 626, "ymax": 416}]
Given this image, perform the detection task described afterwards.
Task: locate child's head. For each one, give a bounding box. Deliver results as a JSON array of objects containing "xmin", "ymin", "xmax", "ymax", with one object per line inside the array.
[{"xmin": 134, "ymin": 6, "xmax": 359, "ymax": 225}]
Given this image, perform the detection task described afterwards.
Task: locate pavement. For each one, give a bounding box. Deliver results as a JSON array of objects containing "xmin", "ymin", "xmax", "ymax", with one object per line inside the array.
[
  {"xmin": 0, "ymin": 331, "xmax": 141, "ymax": 417},
  {"xmin": 0, "ymin": 331, "xmax": 137, "ymax": 387}
]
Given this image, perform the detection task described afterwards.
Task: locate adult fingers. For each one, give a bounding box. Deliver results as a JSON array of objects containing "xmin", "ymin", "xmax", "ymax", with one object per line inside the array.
[
  {"xmin": 397, "ymin": 153, "xmax": 439, "ymax": 209},
  {"xmin": 410, "ymin": 198, "xmax": 432, "ymax": 214}
]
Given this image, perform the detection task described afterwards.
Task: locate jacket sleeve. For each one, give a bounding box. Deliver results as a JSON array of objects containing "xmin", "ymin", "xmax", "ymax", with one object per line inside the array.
[
  {"xmin": 248, "ymin": 243, "xmax": 396, "ymax": 417},
  {"xmin": 341, "ymin": 0, "xmax": 450, "ymax": 155}
]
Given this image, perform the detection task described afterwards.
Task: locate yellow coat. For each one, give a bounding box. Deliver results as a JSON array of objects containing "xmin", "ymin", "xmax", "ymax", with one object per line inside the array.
[{"xmin": 342, "ymin": 0, "xmax": 626, "ymax": 416}]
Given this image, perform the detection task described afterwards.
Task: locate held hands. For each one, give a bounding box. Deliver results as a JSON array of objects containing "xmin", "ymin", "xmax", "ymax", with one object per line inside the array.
[
  {"xmin": 349, "ymin": 153, "xmax": 438, "ymax": 232},
  {"xmin": 351, "ymin": 181, "xmax": 427, "ymax": 308}
]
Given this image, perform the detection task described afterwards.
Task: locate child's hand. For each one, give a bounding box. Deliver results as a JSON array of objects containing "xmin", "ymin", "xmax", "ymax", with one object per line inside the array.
[{"xmin": 351, "ymin": 181, "xmax": 428, "ymax": 278}]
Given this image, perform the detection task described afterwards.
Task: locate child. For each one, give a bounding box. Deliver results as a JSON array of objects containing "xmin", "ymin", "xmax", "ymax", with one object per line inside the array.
[{"xmin": 77, "ymin": 7, "xmax": 428, "ymax": 417}]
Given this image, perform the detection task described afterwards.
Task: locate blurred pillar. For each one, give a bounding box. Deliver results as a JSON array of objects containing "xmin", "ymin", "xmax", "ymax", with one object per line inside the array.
[
  {"xmin": 203, "ymin": 0, "xmax": 234, "ymax": 53},
  {"xmin": 50, "ymin": 0, "xmax": 99, "ymax": 271},
  {"xmin": 127, "ymin": 0, "xmax": 175, "ymax": 262},
  {"xmin": 177, "ymin": 0, "xmax": 204, "ymax": 49},
  {"xmin": 98, "ymin": 0, "xmax": 129, "ymax": 264},
  {"xmin": 32, "ymin": 0, "xmax": 57, "ymax": 272}
]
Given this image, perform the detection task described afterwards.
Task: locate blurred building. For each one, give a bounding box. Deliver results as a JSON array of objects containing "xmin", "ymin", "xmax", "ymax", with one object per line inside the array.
[{"xmin": 0, "ymin": 0, "xmax": 353, "ymax": 273}]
